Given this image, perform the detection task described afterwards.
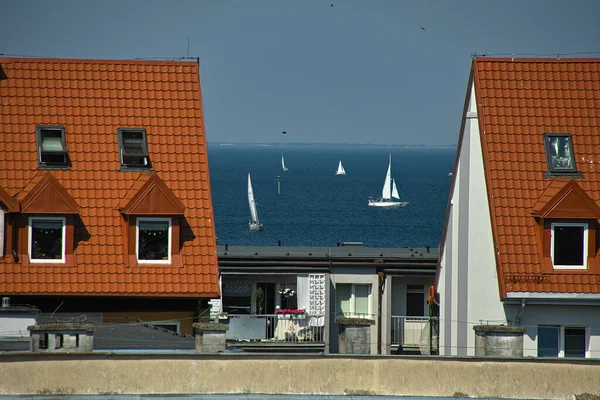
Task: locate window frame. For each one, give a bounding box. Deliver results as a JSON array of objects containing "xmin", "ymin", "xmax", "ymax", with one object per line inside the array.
[
  {"xmin": 135, "ymin": 217, "xmax": 172, "ymax": 264},
  {"xmin": 117, "ymin": 128, "xmax": 151, "ymax": 170},
  {"xmin": 336, "ymin": 283, "xmax": 371, "ymax": 318},
  {"xmin": 537, "ymin": 325, "xmax": 588, "ymax": 358},
  {"xmin": 550, "ymin": 222, "xmax": 588, "ymax": 270},
  {"xmin": 36, "ymin": 125, "xmax": 68, "ymax": 169},
  {"xmin": 28, "ymin": 216, "xmax": 66, "ymax": 264},
  {"xmin": 543, "ymin": 133, "xmax": 577, "ymax": 175}
]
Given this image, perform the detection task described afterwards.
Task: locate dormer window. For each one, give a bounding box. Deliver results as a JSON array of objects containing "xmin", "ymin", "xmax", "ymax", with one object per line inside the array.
[
  {"xmin": 118, "ymin": 128, "xmax": 150, "ymax": 169},
  {"xmin": 36, "ymin": 126, "xmax": 67, "ymax": 168},
  {"xmin": 28, "ymin": 217, "xmax": 66, "ymax": 263},
  {"xmin": 550, "ymin": 222, "xmax": 588, "ymax": 270},
  {"xmin": 544, "ymin": 134, "xmax": 576, "ymax": 174}
]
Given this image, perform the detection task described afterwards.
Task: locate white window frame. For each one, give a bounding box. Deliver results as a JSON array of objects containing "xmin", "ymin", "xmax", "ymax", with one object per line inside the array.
[
  {"xmin": 336, "ymin": 283, "xmax": 371, "ymax": 318},
  {"xmin": 28, "ymin": 216, "xmax": 66, "ymax": 264},
  {"xmin": 136, "ymin": 217, "xmax": 172, "ymax": 264},
  {"xmin": 538, "ymin": 325, "xmax": 588, "ymax": 358},
  {"xmin": 550, "ymin": 222, "xmax": 588, "ymax": 270}
]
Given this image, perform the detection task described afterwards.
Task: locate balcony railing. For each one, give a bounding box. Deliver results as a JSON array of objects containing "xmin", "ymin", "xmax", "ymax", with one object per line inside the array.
[
  {"xmin": 391, "ymin": 316, "xmax": 438, "ymax": 352},
  {"xmin": 223, "ymin": 314, "xmax": 325, "ymax": 343}
]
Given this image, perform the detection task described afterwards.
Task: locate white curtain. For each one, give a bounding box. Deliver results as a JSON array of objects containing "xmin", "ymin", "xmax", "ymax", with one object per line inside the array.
[{"xmin": 296, "ymin": 274, "xmax": 309, "ymax": 310}]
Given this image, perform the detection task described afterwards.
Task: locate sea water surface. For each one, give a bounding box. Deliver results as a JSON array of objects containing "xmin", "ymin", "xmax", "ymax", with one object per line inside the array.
[{"xmin": 208, "ymin": 144, "xmax": 455, "ymax": 248}]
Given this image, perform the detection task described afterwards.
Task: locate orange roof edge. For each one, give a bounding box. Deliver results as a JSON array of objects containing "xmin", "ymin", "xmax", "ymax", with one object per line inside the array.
[
  {"xmin": 0, "ymin": 57, "xmax": 199, "ymax": 67},
  {"xmin": 21, "ymin": 172, "xmax": 79, "ymax": 214},
  {"xmin": 532, "ymin": 180, "xmax": 600, "ymax": 219},
  {"xmin": 0, "ymin": 186, "xmax": 19, "ymax": 212},
  {"xmin": 120, "ymin": 172, "xmax": 186, "ymax": 215}
]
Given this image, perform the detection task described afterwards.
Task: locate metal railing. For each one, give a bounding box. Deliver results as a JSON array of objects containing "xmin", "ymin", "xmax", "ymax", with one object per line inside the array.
[
  {"xmin": 391, "ymin": 316, "xmax": 438, "ymax": 351},
  {"xmin": 224, "ymin": 314, "xmax": 325, "ymax": 343}
]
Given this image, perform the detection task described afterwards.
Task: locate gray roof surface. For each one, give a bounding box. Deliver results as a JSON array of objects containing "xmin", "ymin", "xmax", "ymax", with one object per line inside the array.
[{"xmin": 218, "ymin": 245, "xmax": 438, "ymax": 260}]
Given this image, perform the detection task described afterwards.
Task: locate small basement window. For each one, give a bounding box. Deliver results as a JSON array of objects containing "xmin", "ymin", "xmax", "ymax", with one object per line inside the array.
[
  {"xmin": 543, "ymin": 134, "xmax": 576, "ymax": 174},
  {"xmin": 550, "ymin": 222, "xmax": 588, "ymax": 269},
  {"xmin": 136, "ymin": 218, "xmax": 171, "ymax": 264},
  {"xmin": 36, "ymin": 126, "xmax": 67, "ymax": 167},
  {"xmin": 118, "ymin": 129, "xmax": 150, "ymax": 169},
  {"xmin": 28, "ymin": 217, "xmax": 66, "ymax": 263}
]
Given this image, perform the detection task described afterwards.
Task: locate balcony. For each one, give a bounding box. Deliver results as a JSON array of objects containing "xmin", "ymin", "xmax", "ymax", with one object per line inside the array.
[
  {"xmin": 391, "ymin": 316, "xmax": 438, "ymax": 354},
  {"xmin": 221, "ymin": 314, "xmax": 326, "ymax": 353}
]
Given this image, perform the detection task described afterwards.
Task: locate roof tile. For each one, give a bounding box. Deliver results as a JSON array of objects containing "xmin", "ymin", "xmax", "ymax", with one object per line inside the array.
[
  {"xmin": 0, "ymin": 57, "xmax": 219, "ymax": 297},
  {"xmin": 474, "ymin": 57, "xmax": 600, "ymax": 296}
]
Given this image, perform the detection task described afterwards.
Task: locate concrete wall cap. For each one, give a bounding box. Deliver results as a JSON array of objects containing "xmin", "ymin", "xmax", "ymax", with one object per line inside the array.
[
  {"xmin": 193, "ymin": 322, "xmax": 229, "ymax": 332},
  {"xmin": 473, "ymin": 325, "xmax": 526, "ymax": 333},
  {"xmin": 334, "ymin": 318, "xmax": 375, "ymax": 326},
  {"xmin": 28, "ymin": 323, "xmax": 96, "ymax": 332}
]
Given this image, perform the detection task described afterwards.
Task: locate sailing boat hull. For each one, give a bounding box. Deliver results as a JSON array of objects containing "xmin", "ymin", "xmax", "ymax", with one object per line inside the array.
[
  {"xmin": 249, "ymin": 222, "xmax": 264, "ymax": 231},
  {"xmin": 368, "ymin": 199, "xmax": 408, "ymax": 208}
]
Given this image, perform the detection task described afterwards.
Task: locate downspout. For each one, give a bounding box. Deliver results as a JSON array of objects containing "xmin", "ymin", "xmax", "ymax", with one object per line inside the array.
[
  {"xmin": 515, "ymin": 299, "xmax": 527, "ymax": 325},
  {"xmin": 377, "ymin": 271, "xmax": 385, "ymax": 355}
]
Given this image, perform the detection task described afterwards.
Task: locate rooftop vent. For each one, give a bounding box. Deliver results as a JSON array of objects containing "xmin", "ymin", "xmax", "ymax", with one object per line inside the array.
[
  {"xmin": 340, "ymin": 242, "xmax": 364, "ymax": 247},
  {"xmin": 2, "ymin": 297, "xmax": 9, "ymax": 308}
]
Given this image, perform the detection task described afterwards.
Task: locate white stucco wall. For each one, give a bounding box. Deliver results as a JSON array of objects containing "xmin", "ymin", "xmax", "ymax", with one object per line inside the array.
[
  {"xmin": 438, "ymin": 83, "xmax": 507, "ymax": 356},
  {"xmin": 519, "ymin": 304, "xmax": 600, "ymax": 358}
]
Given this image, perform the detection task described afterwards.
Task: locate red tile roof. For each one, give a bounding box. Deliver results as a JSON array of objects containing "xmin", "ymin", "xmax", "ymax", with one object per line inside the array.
[
  {"xmin": 472, "ymin": 57, "xmax": 600, "ymax": 296},
  {"xmin": 0, "ymin": 57, "xmax": 218, "ymax": 297}
]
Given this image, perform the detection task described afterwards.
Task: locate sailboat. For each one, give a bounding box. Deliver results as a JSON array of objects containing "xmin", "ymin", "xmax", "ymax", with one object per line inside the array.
[
  {"xmin": 335, "ymin": 160, "xmax": 346, "ymax": 175},
  {"xmin": 281, "ymin": 153, "xmax": 289, "ymax": 172},
  {"xmin": 368, "ymin": 154, "xmax": 408, "ymax": 208},
  {"xmin": 247, "ymin": 173, "xmax": 263, "ymax": 231}
]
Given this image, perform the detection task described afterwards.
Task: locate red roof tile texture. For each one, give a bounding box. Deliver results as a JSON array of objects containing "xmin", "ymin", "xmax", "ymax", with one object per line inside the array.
[
  {"xmin": 0, "ymin": 58, "xmax": 218, "ymax": 297},
  {"xmin": 473, "ymin": 58, "xmax": 600, "ymax": 296}
]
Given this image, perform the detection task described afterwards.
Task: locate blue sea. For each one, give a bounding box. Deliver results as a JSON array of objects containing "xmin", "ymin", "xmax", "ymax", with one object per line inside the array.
[{"xmin": 208, "ymin": 144, "xmax": 455, "ymax": 248}]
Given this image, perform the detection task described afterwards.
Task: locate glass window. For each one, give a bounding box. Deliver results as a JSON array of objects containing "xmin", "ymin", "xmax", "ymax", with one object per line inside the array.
[
  {"xmin": 336, "ymin": 283, "xmax": 370, "ymax": 318},
  {"xmin": 29, "ymin": 217, "xmax": 65, "ymax": 263},
  {"xmin": 538, "ymin": 325, "xmax": 559, "ymax": 357},
  {"xmin": 136, "ymin": 218, "xmax": 171, "ymax": 263},
  {"xmin": 354, "ymin": 285, "xmax": 370, "ymax": 316},
  {"xmin": 336, "ymin": 284, "xmax": 352, "ymax": 316},
  {"xmin": 564, "ymin": 327, "xmax": 586, "ymax": 358},
  {"xmin": 118, "ymin": 129, "xmax": 150, "ymax": 168},
  {"xmin": 551, "ymin": 223, "xmax": 588, "ymax": 269},
  {"xmin": 36, "ymin": 126, "xmax": 67, "ymax": 167},
  {"xmin": 543, "ymin": 134, "xmax": 576, "ymax": 173}
]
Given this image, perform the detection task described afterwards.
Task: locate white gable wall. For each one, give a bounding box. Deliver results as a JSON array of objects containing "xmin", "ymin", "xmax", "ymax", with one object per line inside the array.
[{"xmin": 438, "ymin": 83, "xmax": 508, "ymax": 356}]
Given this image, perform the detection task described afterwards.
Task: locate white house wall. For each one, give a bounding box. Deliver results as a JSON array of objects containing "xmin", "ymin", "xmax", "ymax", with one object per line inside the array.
[{"xmin": 438, "ymin": 82, "xmax": 507, "ymax": 356}]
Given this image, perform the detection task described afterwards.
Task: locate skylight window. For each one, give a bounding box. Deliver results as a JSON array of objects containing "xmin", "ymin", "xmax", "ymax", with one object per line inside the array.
[
  {"xmin": 36, "ymin": 126, "xmax": 67, "ymax": 168},
  {"xmin": 543, "ymin": 134, "xmax": 576, "ymax": 174},
  {"xmin": 118, "ymin": 129, "xmax": 150, "ymax": 169}
]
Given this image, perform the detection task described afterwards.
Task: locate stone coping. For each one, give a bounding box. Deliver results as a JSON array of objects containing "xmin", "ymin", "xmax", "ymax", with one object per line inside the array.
[
  {"xmin": 193, "ymin": 322, "xmax": 230, "ymax": 332},
  {"xmin": 334, "ymin": 317, "xmax": 375, "ymax": 326},
  {"xmin": 473, "ymin": 324, "xmax": 526, "ymax": 333},
  {"xmin": 28, "ymin": 323, "xmax": 96, "ymax": 332}
]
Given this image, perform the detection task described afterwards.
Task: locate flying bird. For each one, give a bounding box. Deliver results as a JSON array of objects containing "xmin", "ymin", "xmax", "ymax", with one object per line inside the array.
[
  {"xmin": 282, "ymin": 131, "xmax": 287, "ymax": 134},
  {"xmin": 330, "ymin": 3, "xmax": 334, "ymax": 7},
  {"xmin": 421, "ymin": 26, "xmax": 426, "ymax": 31}
]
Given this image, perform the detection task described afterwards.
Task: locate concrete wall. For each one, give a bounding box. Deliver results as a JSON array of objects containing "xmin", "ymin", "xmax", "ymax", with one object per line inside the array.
[
  {"xmin": 330, "ymin": 267, "xmax": 378, "ymax": 354},
  {"xmin": 438, "ymin": 82, "xmax": 508, "ymax": 356},
  {"xmin": 1, "ymin": 354, "xmax": 600, "ymax": 399}
]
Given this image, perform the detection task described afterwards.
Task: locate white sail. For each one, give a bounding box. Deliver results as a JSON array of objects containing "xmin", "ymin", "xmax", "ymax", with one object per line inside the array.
[
  {"xmin": 336, "ymin": 160, "xmax": 346, "ymax": 175},
  {"xmin": 391, "ymin": 179, "xmax": 400, "ymax": 199},
  {"xmin": 248, "ymin": 173, "xmax": 259, "ymax": 223},
  {"xmin": 381, "ymin": 156, "xmax": 392, "ymax": 199},
  {"xmin": 282, "ymin": 153, "xmax": 288, "ymax": 172}
]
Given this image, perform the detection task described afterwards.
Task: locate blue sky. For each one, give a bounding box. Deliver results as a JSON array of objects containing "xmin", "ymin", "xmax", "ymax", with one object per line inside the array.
[{"xmin": 1, "ymin": 0, "xmax": 599, "ymax": 145}]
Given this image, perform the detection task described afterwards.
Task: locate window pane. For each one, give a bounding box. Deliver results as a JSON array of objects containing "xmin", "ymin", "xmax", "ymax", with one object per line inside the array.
[
  {"xmin": 31, "ymin": 219, "xmax": 63, "ymax": 260},
  {"xmin": 123, "ymin": 139, "xmax": 145, "ymax": 155},
  {"xmin": 336, "ymin": 284, "xmax": 351, "ymax": 316},
  {"xmin": 406, "ymin": 292, "xmax": 425, "ymax": 316},
  {"xmin": 41, "ymin": 132, "xmax": 65, "ymax": 151},
  {"xmin": 138, "ymin": 220, "xmax": 169, "ymax": 261},
  {"xmin": 546, "ymin": 136, "xmax": 574, "ymax": 170},
  {"xmin": 564, "ymin": 327, "xmax": 586, "ymax": 358},
  {"xmin": 354, "ymin": 285, "xmax": 370, "ymax": 316},
  {"xmin": 538, "ymin": 326, "xmax": 559, "ymax": 357},
  {"xmin": 554, "ymin": 226, "xmax": 584, "ymax": 266}
]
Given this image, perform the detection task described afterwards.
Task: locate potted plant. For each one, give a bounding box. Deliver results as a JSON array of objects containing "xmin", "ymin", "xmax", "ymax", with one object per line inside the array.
[{"xmin": 252, "ymin": 287, "xmax": 265, "ymax": 315}]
